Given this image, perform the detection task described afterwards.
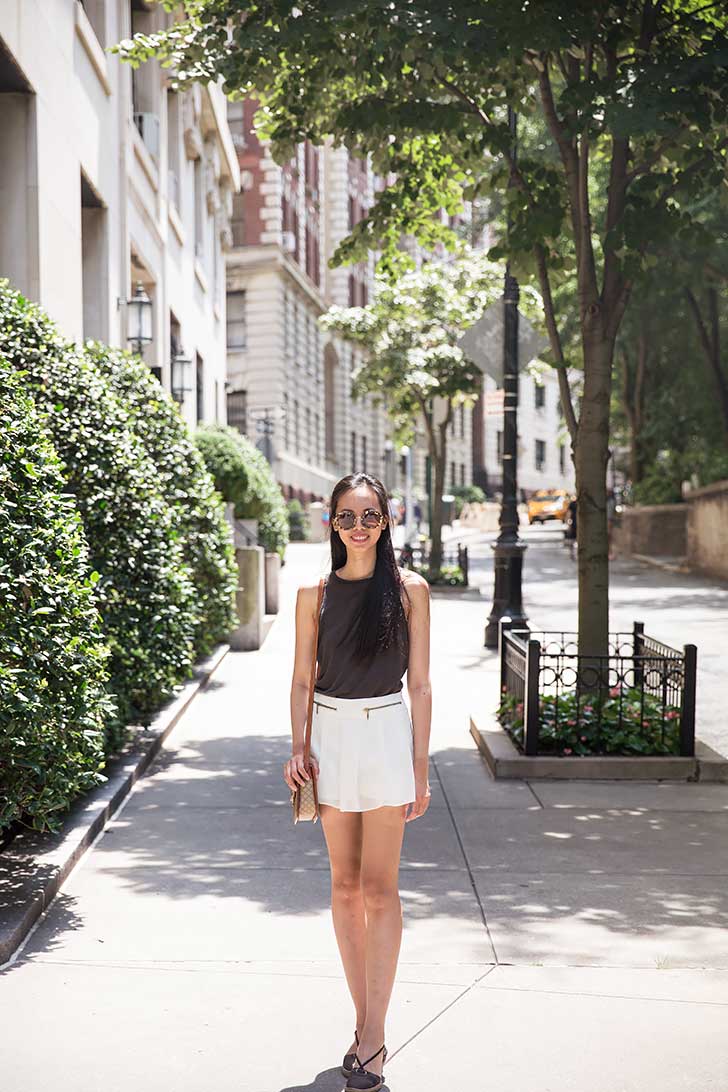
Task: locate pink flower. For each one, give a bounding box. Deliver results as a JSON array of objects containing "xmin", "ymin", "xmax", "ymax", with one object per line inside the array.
[
  {"xmin": 584, "ymin": 705, "xmax": 593, "ymax": 714},
  {"xmin": 666, "ymin": 710, "xmax": 680, "ymax": 720},
  {"xmin": 501, "ymin": 685, "xmax": 508, "ymax": 693},
  {"xmin": 516, "ymin": 703, "xmax": 524, "ymax": 716},
  {"xmin": 580, "ymin": 735, "xmax": 587, "ymax": 742},
  {"xmin": 642, "ymin": 719, "xmax": 650, "ymax": 728},
  {"xmin": 609, "ymin": 687, "xmax": 621, "ymax": 698},
  {"xmin": 566, "ymin": 719, "xmax": 576, "ymax": 726},
  {"xmin": 563, "ymin": 748, "xmax": 573, "ymax": 755}
]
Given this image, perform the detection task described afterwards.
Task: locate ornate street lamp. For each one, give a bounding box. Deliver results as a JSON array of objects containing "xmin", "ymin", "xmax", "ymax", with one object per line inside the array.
[
  {"xmin": 122, "ymin": 282, "xmax": 153, "ymax": 355},
  {"xmin": 171, "ymin": 349, "xmax": 193, "ymax": 404},
  {"xmin": 484, "ymin": 106, "xmax": 529, "ymax": 648}
]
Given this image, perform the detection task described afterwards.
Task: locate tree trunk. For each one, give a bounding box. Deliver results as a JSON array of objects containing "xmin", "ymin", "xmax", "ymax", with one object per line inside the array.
[
  {"xmin": 428, "ymin": 431, "xmax": 447, "ymax": 576},
  {"xmin": 576, "ymin": 334, "xmax": 613, "ymax": 659}
]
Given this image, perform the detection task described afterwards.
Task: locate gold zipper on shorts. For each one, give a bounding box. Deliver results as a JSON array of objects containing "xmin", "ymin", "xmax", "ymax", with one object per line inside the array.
[
  {"xmin": 314, "ymin": 699, "xmax": 337, "ymax": 712},
  {"xmin": 363, "ymin": 700, "xmax": 402, "ymax": 720}
]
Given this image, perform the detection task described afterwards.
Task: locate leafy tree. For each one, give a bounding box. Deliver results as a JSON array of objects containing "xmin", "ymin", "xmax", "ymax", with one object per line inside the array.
[
  {"xmin": 0, "ymin": 361, "xmax": 112, "ymax": 834},
  {"xmin": 195, "ymin": 424, "xmax": 290, "ymax": 558},
  {"xmin": 118, "ymin": 2, "xmax": 728, "ymax": 657},
  {"xmin": 320, "ymin": 250, "xmax": 505, "ymax": 572}
]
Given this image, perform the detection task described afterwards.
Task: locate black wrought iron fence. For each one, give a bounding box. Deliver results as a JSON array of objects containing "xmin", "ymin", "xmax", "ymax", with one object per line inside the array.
[
  {"xmin": 498, "ymin": 622, "xmax": 697, "ymax": 757},
  {"xmin": 399, "ymin": 542, "xmax": 469, "ymax": 585}
]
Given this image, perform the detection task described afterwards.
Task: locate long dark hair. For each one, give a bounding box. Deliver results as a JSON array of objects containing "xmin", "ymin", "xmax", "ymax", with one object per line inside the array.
[{"xmin": 328, "ymin": 472, "xmax": 410, "ymax": 663}]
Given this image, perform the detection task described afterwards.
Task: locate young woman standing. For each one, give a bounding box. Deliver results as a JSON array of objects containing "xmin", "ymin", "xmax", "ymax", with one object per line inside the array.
[{"xmin": 284, "ymin": 472, "xmax": 432, "ymax": 1092}]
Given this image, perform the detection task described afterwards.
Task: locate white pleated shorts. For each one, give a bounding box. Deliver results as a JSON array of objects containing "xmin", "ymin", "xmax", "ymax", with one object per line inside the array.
[{"xmin": 310, "ymin": 691, "xmax": 416, "ymax": 812}]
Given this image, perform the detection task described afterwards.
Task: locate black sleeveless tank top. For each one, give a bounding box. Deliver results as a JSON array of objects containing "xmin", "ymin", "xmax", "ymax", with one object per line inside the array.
[{"xmin": 314, "ymin": 570, "xmax": 409, "ymax": 698}]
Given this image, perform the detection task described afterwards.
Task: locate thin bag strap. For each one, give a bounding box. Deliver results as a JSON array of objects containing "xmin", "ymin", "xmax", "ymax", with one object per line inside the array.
[{"xmin": 303, "ymin": 577, "xmax": 326, "ymax": 767}]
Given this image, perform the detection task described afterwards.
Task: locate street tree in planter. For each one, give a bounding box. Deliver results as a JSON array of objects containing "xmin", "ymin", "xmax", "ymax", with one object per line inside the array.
[
  {"xmin": 117, "ymin": 1, "xmax": 728, "ymax": 658},
  {"xmin": 320, "ymin": 251, "xmax": 505, "ymax": 576}
]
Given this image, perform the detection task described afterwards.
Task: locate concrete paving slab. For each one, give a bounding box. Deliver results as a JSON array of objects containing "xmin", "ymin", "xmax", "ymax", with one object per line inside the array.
[
  {"xmin": 476, "ymin": 963, "xmax": 728, "ymax": 1004},
  {"xmin": 452, "ymin": 806, "xmax": 728, "ymax": 874},
  {"xmin": 0, "ymin": 958, "xmax": 473, "ymax": 1092},
  {"xmin": 472, "ymin": 873, "xmax": 728, "ymax": 968},
  {"xmin": 532, "ymin": 780, "xmax": 728, "ymax": 811},
  {"xmin": 16, "ymin": 860, "xmax": 493, "ymax": 967},
  {"xmin": 94, "ymin": 797, "xmax": 463, "ymax": 872},
  {"xmin": 390, "ymin": 966, "xmax": 728, "ymax": 1092},
  {"xmin": 144, "ymin": 748, "xmax": 447, "ymax": 809},
  {"xmin": 433, "ymin": 752, "xmax": 541, "ymax": 809}
]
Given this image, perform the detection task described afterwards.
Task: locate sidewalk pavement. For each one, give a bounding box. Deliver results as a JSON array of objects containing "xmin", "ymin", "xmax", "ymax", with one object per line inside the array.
[{"xmin": 2, "ymin": 543, "xmax": 728, "ymax": 1092}]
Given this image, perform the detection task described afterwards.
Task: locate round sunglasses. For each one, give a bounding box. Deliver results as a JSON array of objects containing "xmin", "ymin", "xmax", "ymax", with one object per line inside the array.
[{"xmin": 332, "ymin": 507, "xmax": 386, "ymax": 532}]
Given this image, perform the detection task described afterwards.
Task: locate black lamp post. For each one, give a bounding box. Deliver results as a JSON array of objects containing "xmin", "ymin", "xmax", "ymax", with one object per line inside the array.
[{"xmin": 484, "ymin": 106, "xmax": 529, "ymax": 648}]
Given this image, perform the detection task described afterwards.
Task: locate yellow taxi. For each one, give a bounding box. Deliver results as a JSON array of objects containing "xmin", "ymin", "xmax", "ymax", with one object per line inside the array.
[{"xmin": 527, "ymin": 489, "xmax": 572, "ymax": 525}]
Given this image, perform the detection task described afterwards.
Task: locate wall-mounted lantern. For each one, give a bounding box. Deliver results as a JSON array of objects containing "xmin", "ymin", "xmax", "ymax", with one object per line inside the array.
[
  {"xmin": 171, "ymin": 349, "xmax": 193, "ymax": 404},
  {"xmin": 119, "ymin": 282, "xmax": 153, "ymax": 354}
]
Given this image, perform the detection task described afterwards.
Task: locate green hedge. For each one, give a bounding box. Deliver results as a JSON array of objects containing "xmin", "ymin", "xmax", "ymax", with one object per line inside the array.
[
  {"xmin": 0, "ymin": 361, "xmax": 112, "ymax": 834},
  {"xmin": 195, "ymin": 425, "xmax": 289, "ymax": 558},
  {"xmin": 84, "ymin": 343, "xmax": 237, "ymax": 656},
  {"xmin": 0, "ymin": 282, "xmax": 197, "ymax": 741}
]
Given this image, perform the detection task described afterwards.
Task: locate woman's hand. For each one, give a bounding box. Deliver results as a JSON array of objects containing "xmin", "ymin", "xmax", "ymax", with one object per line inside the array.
[
  {"xmin": 404, "ymin": 772, "xmax": 431, "ymax": 822},
  {"xmin": 283, "ymin": 751, "xmax": 320, "ymax": 791}
]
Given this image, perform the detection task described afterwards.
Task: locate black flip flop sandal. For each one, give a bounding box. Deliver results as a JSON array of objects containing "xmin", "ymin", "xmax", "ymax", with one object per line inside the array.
[
  {"xmin": 345, "ymin": 1043, "xmax": 387, "ymax": 1091},
  {"xmin": 342, "ymin": 1028, "xmax": 360, "ymax": 1077}
]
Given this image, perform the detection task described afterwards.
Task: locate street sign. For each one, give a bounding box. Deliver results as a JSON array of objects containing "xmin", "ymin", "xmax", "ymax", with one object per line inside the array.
[
  {"xmin": 483, "ymin": 390, "xmax": 505, "ymax": 416},
  {"xmin": 457, "ymin": 301, "xmax": 548, "ymax": 383}
]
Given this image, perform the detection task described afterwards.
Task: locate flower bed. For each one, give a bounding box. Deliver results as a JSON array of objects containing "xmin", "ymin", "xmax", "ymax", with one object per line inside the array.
[{"xmin": 498, "ymin": 687, "xmax": 682, "ymax": 756}]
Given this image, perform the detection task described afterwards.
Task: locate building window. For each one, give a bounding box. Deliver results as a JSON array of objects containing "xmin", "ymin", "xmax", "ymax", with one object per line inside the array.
[
  {"xmin": 324, "ymin": 351, "xmax": 336, "ymax": 459},
  {"xmin": 231, "ymin": 192, "xmax": 245, "ymax": 247},
  {"xmin": 81, "ymin": 172, "xmax": 108, "ymax": 341},
  {"xmin": 535, "ymin": 439, "xmax": 546, "ymax": 471},
  {"xmin": 559, "ymin": 444, "xmax": 566, "ymax": 475},
  {"xmin": 294, "ymin": 400, "xmax": 300, "ymax": 453},
  {"xmin": 497, "ymin": 431, "xmax": 504, "ymax": 464},
  {"xmin": 450, "ymin": 460, "xmax": 456, "ymax": 488},
  {"xmin": 131, "ymin": 3, "xmax": 158, "ymax": 152},
  {"xmin": 305, "ymin": 406, "xmax": 311, "ymax": 459},
  {"xmin": 166, "ymin": 90, "xmax": 181, "ymax": 210},
  {"xmin": 361, "ymin": 434, "xmax": 367, "ymax": 472},
  {"xmin": 459, "ymin": 402, "xmax": 465, "ymax": 438},
  {"xmin": 80, "ymin": 0, "xmax": 106, "ymax": 46},
  {"xmin": 283, "ymin": 392, "xmax": 289, "ymax": 447},
  {"xmin": 460, "ymin": 462, "xmax": 466, "ymax": 486},
  {"xmin": 227, "ymin": 389, "xmax": 247, "ymax": 436},
  {"xmin": 351, "ymin": 430, "xmax": 356, "ymax": 470},
  {"xmin": 193, "ymin": 157, "xmax": 204, "ymax": 260},
  {"xmin": 227, "ymin": 290, "xmax": 246, "ymax": 349},
  {"xmin": 535, "ymin": 382, "xmax": 546, "ymax": 409},
  {"xmin": 196, "ymin": 353, "xmax": 204, "ymax": 423}
]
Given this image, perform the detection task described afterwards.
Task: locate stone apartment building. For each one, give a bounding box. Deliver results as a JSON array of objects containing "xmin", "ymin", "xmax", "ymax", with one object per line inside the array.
[
  {"xmin": 0, "ymin": 0, "xmax": 238, "ymax": 426},
  {"xmin": 224, "ymin": 100, "xmax": 473, "ymax": 509},
  {"xmin": 479, "ymin": 368, "xmax": 575, "ymax": 497}
]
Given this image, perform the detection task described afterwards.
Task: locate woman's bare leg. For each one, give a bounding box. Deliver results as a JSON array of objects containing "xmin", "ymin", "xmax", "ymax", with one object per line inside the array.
[
  {"xmin": 356, "ymin": 803, "xmax": 408, "ymax": 1077},
  {"xmin": 319, "ymin": 803, "xmax": 367, "ymax": 1053}
]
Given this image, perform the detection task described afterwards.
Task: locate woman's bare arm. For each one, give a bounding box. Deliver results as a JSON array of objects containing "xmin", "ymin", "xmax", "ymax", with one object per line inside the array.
[
  {"xmin": 290, "ymin": 584, "xmax": 319, "ymax": 757},
  {"xmin": 404, "ymin": 573, "xmax": 432, "ymax": 766}
]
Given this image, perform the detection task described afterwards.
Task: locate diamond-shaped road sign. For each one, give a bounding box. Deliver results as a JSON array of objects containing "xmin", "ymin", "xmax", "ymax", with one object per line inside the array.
[{"xmin": 457, "ymin": 301, "xmax": 548, "ymax": 385}]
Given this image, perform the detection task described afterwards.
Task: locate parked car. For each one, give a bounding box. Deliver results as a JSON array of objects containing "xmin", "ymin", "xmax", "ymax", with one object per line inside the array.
[{"xmin": 527, "ymin": 489, "xmax": 572, "ymax": 525}]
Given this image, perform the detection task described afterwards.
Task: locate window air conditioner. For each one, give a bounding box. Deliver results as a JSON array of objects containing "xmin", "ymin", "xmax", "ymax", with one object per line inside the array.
[{"xmin": 134, "ymin": 112, "xmax": 161, "ymax": 159}]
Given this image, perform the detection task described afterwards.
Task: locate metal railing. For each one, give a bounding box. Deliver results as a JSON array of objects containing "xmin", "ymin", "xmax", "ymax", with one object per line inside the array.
[
  {"xmin": 499, "ymin": 621, "xmax": 697, "ymax": 757},
  {"xmin": 399, "ymin": 542, "xmax": 469, "ymax": 586}
]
